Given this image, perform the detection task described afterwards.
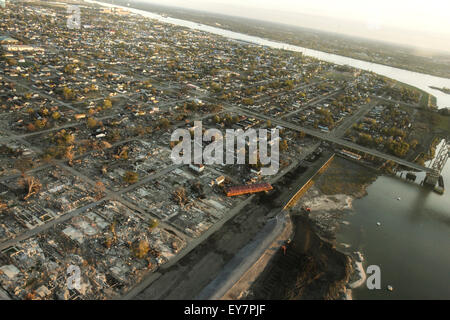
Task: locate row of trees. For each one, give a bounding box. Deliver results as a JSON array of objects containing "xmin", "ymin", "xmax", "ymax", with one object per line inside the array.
[{"xmin": 387, "ymin": 140, "xmax": 410, "ymax": 158}]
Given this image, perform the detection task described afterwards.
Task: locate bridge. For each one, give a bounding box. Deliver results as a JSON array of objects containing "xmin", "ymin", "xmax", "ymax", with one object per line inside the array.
[
  {"xmin": 225, "ymin": 105, "xmax": 434, "ymax": 173},
  {"xmin": 424, "ymin": 140, "xmax": 449, "ymax": 187}
]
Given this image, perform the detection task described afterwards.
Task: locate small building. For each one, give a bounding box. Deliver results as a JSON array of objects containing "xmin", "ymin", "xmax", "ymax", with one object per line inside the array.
[
  {"xmin": 74, "ymin": 114, "xmax": 86, "ymax": 120},
  {"xmin": 211, "ymin": 175, "xmax": 225, "ymax": 186},
  {"xmin": 340, "ymin": 149, "xmax": 362, "ymax": 161},
  {"xmin": 0, "ymin": 36, "xmax": 19, "ymax": 45},
  {"xmin": 189, "ymin": 163, "xmax": 204, "ymax": 173}
]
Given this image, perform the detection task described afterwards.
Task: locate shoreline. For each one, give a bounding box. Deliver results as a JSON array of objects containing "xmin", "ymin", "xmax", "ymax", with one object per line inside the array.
[
  {"xmin": 430, "ymin": 86, "xmax": 450, "ymax": 95},
  {"xmin": 304, "ymin": 190, "xmax": 370, "ymax": 300},
  {"xmin": 216, "ymin": 156, "xmax": 378, "ymax": 300},
  {"xmin": 303, "ymin": 189, "xmax": 369, "ymax": 300},
  {"xmin": 282, "ymin": 157, "xmax": 378, "ymax": 300},
  {"xmin": 228, "ymin": 157, "xmax": 376, "ymax": 300},
  {"xmin": 90, "ymin": 1, "xmax": 450, "ymax": 81},
  {"xmin": 85, "ymin": 0, "xmax": 450, "ymax": 109}
]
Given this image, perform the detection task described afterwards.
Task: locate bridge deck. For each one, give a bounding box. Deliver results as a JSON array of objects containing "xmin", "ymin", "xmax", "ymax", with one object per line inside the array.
[{"xmin": 228, "ymin": 105, "xmax": 433, "ymax": 173}]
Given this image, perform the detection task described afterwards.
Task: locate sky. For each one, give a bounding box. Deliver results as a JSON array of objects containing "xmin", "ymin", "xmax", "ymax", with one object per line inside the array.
[{"xmin": 136, "ymin": 0, "xmax": 450, "ymax": 53}]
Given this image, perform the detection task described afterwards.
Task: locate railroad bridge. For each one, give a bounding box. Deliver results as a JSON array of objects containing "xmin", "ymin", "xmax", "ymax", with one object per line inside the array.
[
  {"xmin": 424, "ymin": 140, "xmax": 449, "ymax": 187},
  {"xmin": 226, "ymin": 105, "xmax": 434, "ymax": 174}
]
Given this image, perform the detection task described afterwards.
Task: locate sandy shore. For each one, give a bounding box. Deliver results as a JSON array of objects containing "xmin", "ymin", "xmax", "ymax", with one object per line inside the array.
[
  {"xmin": 349, "ymin": 252, "xmax": 367, "ymax": 287},
  {"xmin": 301, "ymin": 190, "xmax": 370, "ymax": 299}
]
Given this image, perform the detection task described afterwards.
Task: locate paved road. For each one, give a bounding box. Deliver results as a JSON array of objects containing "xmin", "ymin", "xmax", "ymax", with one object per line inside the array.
[
  {"xmin": 224, "ymin": 105, "xmax": 432, "ymax": 173},
  {"xmin": 252, "ymin": 80, "xmax": 325, "ymax": 106},
  {"xmin": 0, "ymin": 197, "xmax": 110, "ymax": 251},
  {"xmin": 196, "ymin": 211, "xmax": 286, "ymax": 300},
  {"xmin": 331, "ymin": 101, "xmax": 376, "ymax": 138},
  {"xmin": 370, "ymin": 95, "xmax": 423, "ymax": 110},
  {"xmin": 0, "ymin": 114, "xmax": 117, "ymax": 144},
  {"xmin": 2, "ymin": 74, "xmax": 83, "ymax": 114},
  {"xmin": 281, "ymin": 88, "xmax": 343, "ymax": 119}
]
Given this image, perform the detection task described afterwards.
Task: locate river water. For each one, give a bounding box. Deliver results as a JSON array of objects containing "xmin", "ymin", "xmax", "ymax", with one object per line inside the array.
[
  {"xmin": 337, "ymin": 161, "xmax": 450, "ymax": 299},
  {"xmin": 89, "ymin": 0, "xmax": 450, "ymax": 299},
  {"xmin": 337, "ymin": 140, "xmax": 449, "ymax": 300}
]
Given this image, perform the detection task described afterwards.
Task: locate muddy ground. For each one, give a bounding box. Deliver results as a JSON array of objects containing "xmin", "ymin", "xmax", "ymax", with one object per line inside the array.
[
  {"xmin": 242, "ymin": 157, "xmax": 378, "ymax": 300},
  {"xmin": 244, "ymin": 214, "xmax": 352, "ymax": 300},
  {"xmin": 135, "ymin": 156, "xmax": 376, "ymax": 300}
]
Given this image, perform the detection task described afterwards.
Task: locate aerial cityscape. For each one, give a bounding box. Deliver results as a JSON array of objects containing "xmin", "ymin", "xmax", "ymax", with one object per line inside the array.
[{"xmin": 0, "ymin": 0, "xmax": 449, "ymax": 303}]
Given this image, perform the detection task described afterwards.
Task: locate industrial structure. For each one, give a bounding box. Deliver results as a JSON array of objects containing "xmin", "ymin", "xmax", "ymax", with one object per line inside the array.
[{"xmin": 424, "ymin": 140, "xmax": 449, "ymax": 193}]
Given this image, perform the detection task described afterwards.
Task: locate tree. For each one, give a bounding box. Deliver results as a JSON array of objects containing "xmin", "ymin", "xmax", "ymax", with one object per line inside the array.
[
  {"xmin": 87, "ymin": 117, "xmax": 98, "ymax": 128},
  {"xmin": 64, "ymin": 64, "xmax": 76, "ymax": 75},
  {"xmin": 34, "ymin": 119, "xmax": 46, "ymax": 129},
  {"xmin": 280, "ymin": 140, "xmax": 289, "ymax": 152},
  {"xmin": 108, "ymin": 129, "xmax": 121, "ymax": 143},
  {"xmin": 18, "ymin": 174, "xmax": 42, "ymax": 201},
  {"xmin": 134, "ymin": 240, "xmax": 150, "ymax": 259},
  {"xmin": 104, "ymin": 237, "xmax": 114, "ymax": 249},
  {"xmin": 62, "ymin": 87, "xmax": 75, "ymax": 101},
  {"xmin": 41, "ymin": 108, "xmax": 49, "ymax": 116},
  {"xmin": 173, "ymin": 187, "xmax": 188, "ymax": 207},
  {"xmin": 358, "ymin": 133, "xmax": 374, "ymax": 147},
  {"xmin": 27, "ymin": 123, "xmax": 36, "ymax": 132},
  {"xmin": 159, "ymin": 118, "xmax": 171, "ymax": 130},
  {"xmin": 64, "ymin": 145, "xmax": 75, "ymax": 166},
  {"xmin": 284, "ymin": 79, "xmax": 294, "ymax": 89},
  {"xmin": 375, "ymin": 136, "xmax": 384, "ymax": 146},
  {"xmin": 94, "ymin": 181, "xmax": 106, "ymax": 200},
  {"xmin": 6, "ymin": 58, "xmax": 17, "ymax": 66},
  {"xmin": 103, "ymin": 99, "xmax": 112, "ymax": 109},
  {"xmin": 388, "ymin": 140, "xmax": 410, "ymax": 158},
  {"xmin": 115, "ymin": 147, "xmax": 129, "ymax": 160},
  {"xmin": 242, "ymin": 98, "xmax": 254, "ymax": 105},
  {"xmin": 148, "ymin": 219, "xmax": 159, "ymax": 230},
  {"xmin": 123, "ymin": 171, "xmax": 138, "ymax": 184},
  {"xmin": 52, "ymin": 112, "xmax": 61, "ymax": 120},
  {"xmin": 0, "ymin": 199, "xmax": 7, "ymax": 213}
]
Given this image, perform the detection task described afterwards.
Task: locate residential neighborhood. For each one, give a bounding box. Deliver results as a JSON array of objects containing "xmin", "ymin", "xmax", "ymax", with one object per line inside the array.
[{"xmin": 0, "ymin": 0, "xmax": 448, "ymax": 301}]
